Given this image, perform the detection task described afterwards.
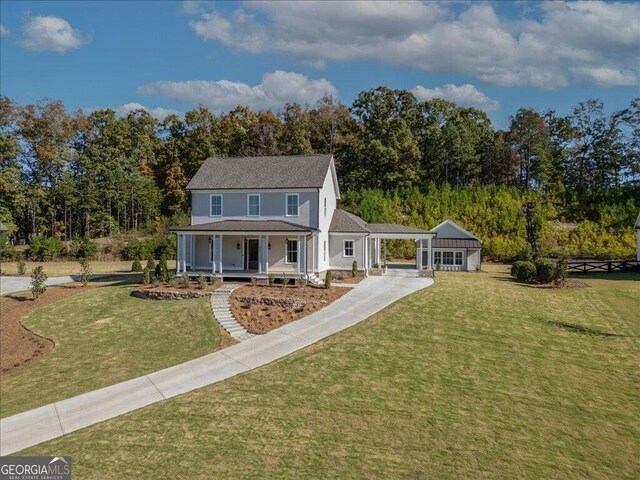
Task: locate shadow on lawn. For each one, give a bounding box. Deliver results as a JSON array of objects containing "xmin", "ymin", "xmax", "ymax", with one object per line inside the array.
[{"xmin": 545, "ymin": 319, "xmax": 628, "ymax": 338}]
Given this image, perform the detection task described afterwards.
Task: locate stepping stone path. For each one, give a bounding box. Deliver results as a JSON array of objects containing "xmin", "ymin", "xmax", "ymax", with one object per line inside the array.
[{"xmin": 210, "ymin": 284, "xmax": 255, "ymax": 342}]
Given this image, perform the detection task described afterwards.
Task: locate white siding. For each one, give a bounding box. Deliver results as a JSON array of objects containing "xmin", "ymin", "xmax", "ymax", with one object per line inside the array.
[
  {"xmin": 317, "ymin": 162, "xmax": 338, "ymax": 271},
  {"xmin": 329, "ymin": 234, "xmax": 365, "ymax": 270},
  {"xmin": 190, "ymin": 190, "xmax": 318, "ymax": 227},
  {"xmin": 467, "ymin": 249, "xmax": 481, "ymax": 271},
  {"xmin": 432, "ymin": 222, "xmax": 472, "ymax": 239}
]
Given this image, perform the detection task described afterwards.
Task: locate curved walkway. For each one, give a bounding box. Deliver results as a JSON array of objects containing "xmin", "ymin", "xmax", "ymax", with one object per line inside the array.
[{"xmin": 0, "ymin": 275, "xmax": 433, "ymax": 455}]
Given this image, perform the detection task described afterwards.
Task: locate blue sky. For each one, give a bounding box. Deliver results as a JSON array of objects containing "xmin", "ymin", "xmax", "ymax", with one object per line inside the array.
[{"xmin": 1, "ymin": 0, "xmax": 638, "ymax": 128}]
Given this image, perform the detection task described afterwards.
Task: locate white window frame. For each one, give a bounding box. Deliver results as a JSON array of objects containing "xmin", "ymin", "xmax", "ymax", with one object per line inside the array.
[
  {"xmin": 285, "ymin": 193, "xmax": 299, "ymax": 217},
  {"xmin": 209, "ymin": 194, "xmax": 223, "ymax": 217},
  {"xmin": 285, "ymin": 238, "xmax": 298, "ymax": 264},
  {"xmin": 434, "ymin": 249, "xmax": 464, "ymax": 266},
  {"xmin": 247, "ymin": 194, "xmax": 260, "ymax": 217},
  {"xmin": 343, "ymin": 239, "xmax": 355, "ymax": 258}
]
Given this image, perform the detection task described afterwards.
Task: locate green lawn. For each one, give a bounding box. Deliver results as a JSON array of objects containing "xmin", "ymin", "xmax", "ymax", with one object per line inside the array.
[
  {"xmin": 1, "ymin": 260, "xmax": 176, "ymax": 277},
  {"xmin": 19, "ymin": 267, "xmax": 640, "ymax": 479},
  {"xmin": 1, "ymin": 283, "xmax": 233, "ymax": 417}
]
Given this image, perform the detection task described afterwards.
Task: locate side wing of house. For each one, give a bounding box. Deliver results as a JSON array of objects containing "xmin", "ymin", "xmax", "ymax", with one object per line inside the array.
[
  {"xmin": 316, "ymin": 159, "xmax": 340, "ymax": 272},
  {"xmin": 430, "ymin": 220, "xmax": 482, "ymax": 271}
]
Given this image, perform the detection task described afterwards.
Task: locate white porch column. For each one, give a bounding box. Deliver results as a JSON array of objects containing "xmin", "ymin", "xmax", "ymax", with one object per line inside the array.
[
  {"xmin": 258, "ymin": 235, "xmax": 264, "ymax": 274},
  {"xmin": 265, "ymin": 235, "xmax": 269, "ymax": 273},
  {"xmin": 297, "ymin": 235, "xmax": 302, "ymax": 274},
  {"xmin": 181, "ymin": 233, "xmax": 187, "ymax": 272},
  {"xmin": 176, "ymin": 234, "xmax": 181, "ymax": 274},
  {"xmin": 417, "ymin": 239, "xmax": 423, "ymax": 270},
  {"xmin": 376, "ymin": 238, "xmax": 381, "ymax": 266},
  {"xmin": 210, "ymin": 235, "xmax": 215, "ymax": 274},
  {"xmin": 189, "ymin": 234, "xmax": 195, "ymax": 270},
  {"xmin": 217, "ymin": 235, "xmax": 223, "ymax": 273},
  {"xmin": 427, "ymin": 237, "xmax": 433, "ymax": 269}
]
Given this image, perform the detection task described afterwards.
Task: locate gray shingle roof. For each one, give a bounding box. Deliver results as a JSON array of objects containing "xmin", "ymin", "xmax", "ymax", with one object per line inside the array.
[
  {"xmin": 329, "ymin": 209, "xmax": 431, "ymax": 235},
  {"xmin": 329, "ymin": 209, "xmax": 369, "ymax": 233},
  {"xmin": 186, "ymin": 155, "xmax": 333, "ymax": 190},
  {"xmin": 635, "ymin": 212, "xmax": 640, "ymax": 229},
  {"xmin": 170, "ymin": 220, "xmax": 316, "ymax": 233},
  {"xmin": 433, "ymin": 238, "xmax": 481, "ymax": 248}
]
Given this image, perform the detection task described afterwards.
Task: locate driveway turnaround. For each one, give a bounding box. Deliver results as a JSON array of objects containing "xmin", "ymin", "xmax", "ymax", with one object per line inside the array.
[{"xmin": 0, "ymin": 275, "xmax": 433, "ymax": 455}]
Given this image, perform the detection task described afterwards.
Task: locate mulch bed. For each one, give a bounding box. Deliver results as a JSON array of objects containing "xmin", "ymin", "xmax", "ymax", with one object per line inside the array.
[
  {"xmin": 0, "ymin": 284, "xmax": 100, "ymax": 375},
  {"xmin": 230, "ymin": 284, "xmax": 348, "ymax": 334},
  {"xmin": 332, "ymin": 272, "xmax": 365, "ymax": 284}
]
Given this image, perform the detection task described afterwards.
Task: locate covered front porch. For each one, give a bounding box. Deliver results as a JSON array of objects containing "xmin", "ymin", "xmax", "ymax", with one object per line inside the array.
[{"xmin": 171, "ymin": 220, "xmax": 316, "ymax": 279}]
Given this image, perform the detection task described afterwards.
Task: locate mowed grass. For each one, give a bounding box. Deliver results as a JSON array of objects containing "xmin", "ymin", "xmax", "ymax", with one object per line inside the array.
[
  {"xmin": 20, "ymin": 267, "xmax": 640, "ymax": 479},
  {"xmin": 1, "ymin": 283, "xmax": 233, "ymax": 417},
  {"xmin": 1, "ymin": 260, "xmax": 176, "ymax": 277}
]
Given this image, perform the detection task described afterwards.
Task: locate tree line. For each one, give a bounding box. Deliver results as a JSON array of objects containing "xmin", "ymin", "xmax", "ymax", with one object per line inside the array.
[{"xmin": 1, "ymin": 88, "xmax": 638, "ymax": 259}]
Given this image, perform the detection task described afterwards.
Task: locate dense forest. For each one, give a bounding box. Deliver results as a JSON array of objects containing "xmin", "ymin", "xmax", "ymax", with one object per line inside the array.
[{"xmin": 1, "ymin": 87, "xmax": 638, "ymax": 261}]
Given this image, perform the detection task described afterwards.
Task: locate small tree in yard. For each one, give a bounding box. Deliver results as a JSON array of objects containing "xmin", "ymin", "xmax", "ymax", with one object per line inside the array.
[
  {"xmin": 155, "ymin": 256, "xmax": 170, "ymax": 282},
  {"xmin": 143, "ymin": 266, "xmax": 151, "ymax": 285},
  {"xmin": 181, "ymin": 271, "xmax": 190, "ymax": 289},
  {"xmin": 209, "ymin": 273, "xmax": 218, "ymax": 286},
  {"xmin": 554, "ymin": 257, "xmax": 568, "ymax": 287},
  {"xmin": 78, "ymin": 258, "xmax": 92, "ymax": 287},
  {"xmin": 352, "ymin": 260, "xmax": 358, "ymax": 277},
  {"xmin": 146, "ymin": 257, "xmax": 156, "ymax": 277},
  {"xmin": 30, "ymin": 266, "xmax": 47, "ymax": 300},
  {"xmin": 17, "ymin": 258, "xmax": 26, "ymax": 275},
  {"xmin": 131, "ymin": 259, "xmax": 143, "ymax": 272},
  {"xmin": 196, "ymin": 272, "xmax": 207, "ymax": 289},
  {"xmin": 325, "ymin": 269, "xmax": 332, "ymax": 289}
]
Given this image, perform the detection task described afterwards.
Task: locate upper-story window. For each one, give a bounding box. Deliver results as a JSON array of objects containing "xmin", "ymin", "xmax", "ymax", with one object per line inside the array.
[
  {"xmin": 210, "ymin": 194, "xmax": 223, "ymax": 217},
  {"xmin": 286, "ymin": 194, "xmax": 299, "ymax": 217},
  {"xmin": 247, "ymin": 194, "xmax": 260, "ymax": 217}
]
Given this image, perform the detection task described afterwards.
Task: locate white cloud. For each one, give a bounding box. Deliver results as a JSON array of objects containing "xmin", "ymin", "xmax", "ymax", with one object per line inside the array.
[
  {"xmin": 83, "ymin": 103, "xmax": 182, "ymax": 121},
  {"xmin": 185, "ymin": 1, "xmax": 640, "ymax": 89},
  {"xmin": 115, "ymin": 103, "xmax": 182, "ymax": 121},
  {"xmin": 138, "ymin": 70, "xmax": 338, "ymax": 111},
  {"xmin": 21, "ymin": 15, "xmax": 88, "ymax": 53},
  {"xmin": 412, "ymin": 84, "xmax": 500, "ymax": 112},
  {"xmin": 0, "ymin": 25, "xmax": 9, "ymax": 37}
]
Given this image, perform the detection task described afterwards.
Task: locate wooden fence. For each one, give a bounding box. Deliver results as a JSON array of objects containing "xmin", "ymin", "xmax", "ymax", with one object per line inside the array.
[{"xmin": 568, "ymin": 260, "xmax": 640, "ymax": 274}]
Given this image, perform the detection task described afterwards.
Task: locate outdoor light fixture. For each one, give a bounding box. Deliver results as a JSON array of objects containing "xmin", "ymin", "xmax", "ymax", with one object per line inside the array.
[
  {"xmin": 268, "ymin": 242, "xmax": 271, "ymax": 250},
  {"xmin": 236, "ymin": 241, "xmax": 241, "ymax": 250}
]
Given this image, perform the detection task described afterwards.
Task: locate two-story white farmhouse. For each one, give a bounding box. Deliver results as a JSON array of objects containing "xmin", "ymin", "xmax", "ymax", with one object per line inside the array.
[{"xmin": 171, "ymin": 155, "xmax": 447, "ymax": 280}]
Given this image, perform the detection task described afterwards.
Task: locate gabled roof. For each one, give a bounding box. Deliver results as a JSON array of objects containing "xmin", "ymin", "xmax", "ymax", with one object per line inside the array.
[
  {"xmin": 635, "ymin": 212, "xmax": 640, "ymax": 229},
  {"xmin": 329, "ymin": 209, "xmax": 369, "ymax": 233},
  {"xmin": 431, "ymin": 219, "xmax": 481, "ymax": 242},
  {"xmin": 170, "ymin": 220, "xmax": 316, "ymax": 233},
  {"xmin": 186, "ymin": 154, "xmax": 333, "ymax": 190}
]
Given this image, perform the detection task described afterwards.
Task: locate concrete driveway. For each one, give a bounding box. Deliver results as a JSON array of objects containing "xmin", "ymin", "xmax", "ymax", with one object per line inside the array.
[
  {"xmin": 0, "ymin": 275, "xmax": 433, "ymax": 455},
  {"xmin": 0, "ymin": 275, "xmax": 77, "ymax": 296}
]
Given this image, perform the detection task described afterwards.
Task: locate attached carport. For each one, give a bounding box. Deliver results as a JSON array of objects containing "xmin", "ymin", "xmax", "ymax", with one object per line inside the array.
[{"xmin": 366, "ymin": 224, "xmax": 436, "ymax": 272}]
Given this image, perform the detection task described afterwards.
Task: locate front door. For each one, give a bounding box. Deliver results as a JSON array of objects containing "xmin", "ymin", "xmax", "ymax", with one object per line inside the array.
[{"xmin": 246, "ymin": 239, "xmax": 259, "ymax": 270}]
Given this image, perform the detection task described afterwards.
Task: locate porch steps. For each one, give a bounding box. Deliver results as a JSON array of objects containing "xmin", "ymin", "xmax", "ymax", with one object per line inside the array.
[
  {"xmin": 209, "ymin": 284, "xmax": 255, "ymax": 342},
  {"xmin": 307, "ymin": 273, "xmax": 324, "ymax": 286}
]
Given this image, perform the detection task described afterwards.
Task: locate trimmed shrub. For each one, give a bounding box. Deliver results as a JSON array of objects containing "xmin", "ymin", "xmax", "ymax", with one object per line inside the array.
[
  {"xmin": 553, "ymin": 257, "xmax": 568, "ymax": 286},
  {"xmin": 143, "ymin": 266, "xmax": 151, "ymax": 285},
  {"xmin": 351, "ymin": 260, "xmax": 358, "ymax": 277},
  {"xmin": 155, "ymin": 256, "xmax": 170, "ymax": 282},
  {"xmin": 325, "ymin": 269, "xmax": 333, "ymax": 289},
  {"xmin": 30, "ymin": 266, "xmax": 47, "ymax": 299},
  {"xmin": 535, "ymin": 259, "xmax": 556, "ymax": 283},
  {"xmin": 514, "ymin": 261, "xmax": 536, "ymax": 282},
  {"xmin": 297, "ymin": 275, "xmax": 307, "ymax": 287},
  {"xmin": 146, "ymin": 257, "xmax": 156, "ymax": 276},
  {"xmin": 78, "ymin": 258, "xmax": 92, "ymax": 287},
  {"xmin": 268, "ymin": 273, "xmax": 275, "ymax": 286},
  {"xmin": 209, "ymin": 273, "xmax": 218, "ymax": 285},
  {"xmin": 131, "ymin": 259, "xmax": 143, "ymax": 272},
  {"xmin": 17, "ymin": 258, "xmax": 26, "ymax": 275},
  {"xmin": 196, "ymin": 272, "xmax": 207, "ymax": 289},
  {"xmin": 181, "ymin": 271, "xmax": 190, "ymax": 289},
  {"xmin": 510, "ymin": 261, "xmax": 525, "ymax": 278}
]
